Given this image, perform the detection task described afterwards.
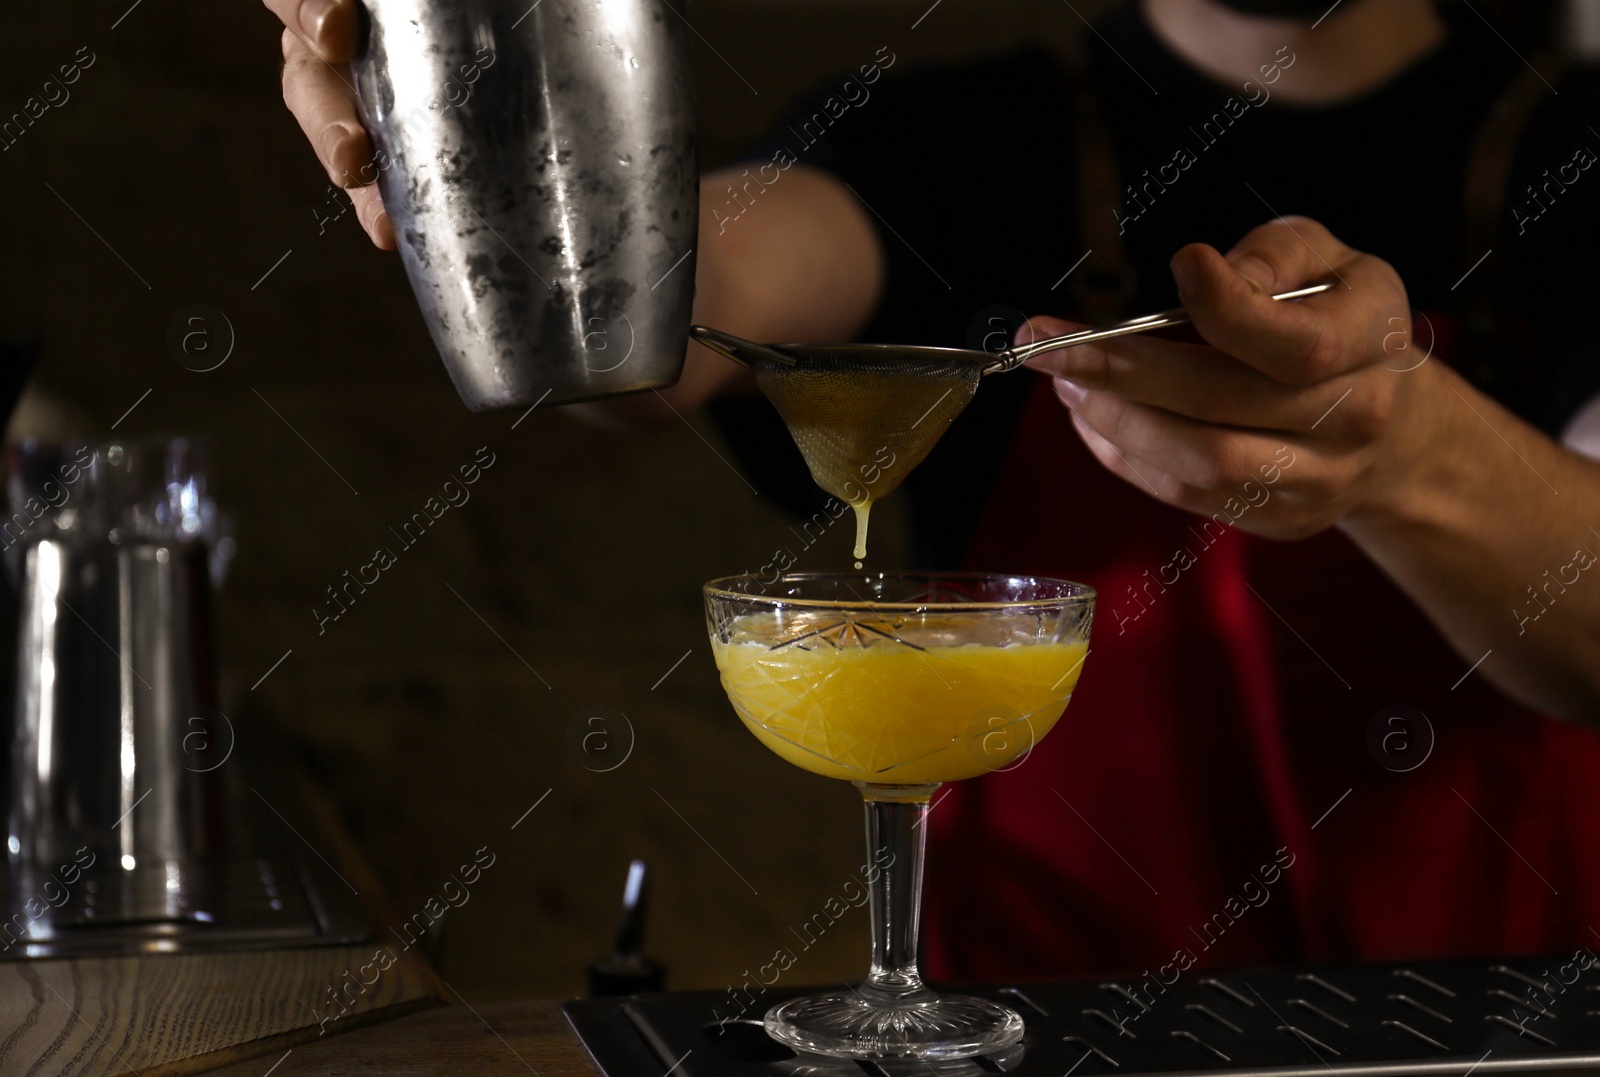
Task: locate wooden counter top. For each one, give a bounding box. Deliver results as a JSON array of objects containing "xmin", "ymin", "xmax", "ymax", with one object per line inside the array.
[
  {"xmin": 0, "ymin": 761, "xmax": 446, "ymax": 1076},
  {"xmin": 0, "ymin": 947, "xmax": 443, "ymax": 1076},
  {"xmin": 197, "ymin": 999, "xmax": 596, "ymax": 1077}
]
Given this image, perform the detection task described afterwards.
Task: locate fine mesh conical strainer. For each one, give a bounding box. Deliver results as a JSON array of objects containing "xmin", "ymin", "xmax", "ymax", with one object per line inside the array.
[
  {"xmin": 742, "ymin": 344, "xmax": 981, "ymax": 508},
  {"xmin": 687, "ymin": 336, "xmax": 985, "ymax": 550},
  {"xmin": 711, "ymin": 341, "xmax": 983, "ymax": 563},
  {"xmin": 690, "ymin": 281, "xmax": 1333, "ymax": 560}
]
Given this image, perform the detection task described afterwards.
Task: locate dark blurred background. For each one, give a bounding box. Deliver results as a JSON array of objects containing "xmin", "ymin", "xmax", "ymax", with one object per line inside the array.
[{"xmin": 0, "ymin": 0, "xmax": 1130, "ymax": 1001}]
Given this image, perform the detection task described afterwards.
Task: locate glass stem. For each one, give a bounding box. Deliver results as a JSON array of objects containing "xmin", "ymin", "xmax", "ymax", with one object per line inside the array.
[{"xmin": 856, "ymin": 781, "xmax": 939, "ymax": 1005}]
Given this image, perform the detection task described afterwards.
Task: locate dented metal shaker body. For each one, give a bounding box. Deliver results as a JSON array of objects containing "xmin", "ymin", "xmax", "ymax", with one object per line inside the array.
[{"xmin": 352, "ymin": 0, "xmax": 698, "ymax": 411}]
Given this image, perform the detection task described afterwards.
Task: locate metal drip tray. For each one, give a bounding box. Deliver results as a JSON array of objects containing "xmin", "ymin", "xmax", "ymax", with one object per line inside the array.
[
  {"xmin": 0, "ymin": 766, "xmax": 368, "ymax": 958},
  {"xmin": 565, "ymin": 955, "xmax": 1600, "ymax": 1077}
]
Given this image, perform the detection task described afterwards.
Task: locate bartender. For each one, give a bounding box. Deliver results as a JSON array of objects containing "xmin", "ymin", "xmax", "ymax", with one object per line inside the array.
[{"xmin": 266, "ymin": 0, "xmax": 1600, "ymax": 980}]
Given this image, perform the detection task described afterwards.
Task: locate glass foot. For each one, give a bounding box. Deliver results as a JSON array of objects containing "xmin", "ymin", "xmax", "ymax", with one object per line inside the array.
[{"xmin": 765, "ymin": 989, "xmax": 1024, "ymax": 1060}]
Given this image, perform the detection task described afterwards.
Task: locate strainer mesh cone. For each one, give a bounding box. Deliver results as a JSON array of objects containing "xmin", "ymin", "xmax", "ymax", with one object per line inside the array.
[{"xmin": 751, "ymin": 346, "xmax": 984, "ymax": 507}]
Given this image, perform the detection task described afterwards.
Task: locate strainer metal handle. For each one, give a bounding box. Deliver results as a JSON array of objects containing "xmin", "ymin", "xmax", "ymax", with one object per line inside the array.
[
  {"xmin": 688, "ymin": 326, "xmax": 800, "ymax": 367},
  {"xmin": 687, "ymin": 281, "xmax": 1336, "ymax": 375},
  {"xmin": 989, "ymin": 281, "xmax": 1337, "ymax": 373}
]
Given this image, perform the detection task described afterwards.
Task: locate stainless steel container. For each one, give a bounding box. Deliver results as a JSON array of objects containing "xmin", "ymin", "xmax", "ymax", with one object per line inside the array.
[
  {"xmin": 3, "ymin": 439, "xmax": 227, "ymax": 942},
  {"xmin": 352, "ymin": 0, "xmax": 699, "ymax": 411}
]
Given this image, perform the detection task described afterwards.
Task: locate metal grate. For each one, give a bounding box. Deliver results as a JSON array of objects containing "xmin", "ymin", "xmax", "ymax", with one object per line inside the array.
[
  {"xmin": 565, "ymin": 954, "xmax": 1600, "ymax": 1077},
  {"xmin": 0, "ymin": 760, "xmax": 368, "ymax": 958}
]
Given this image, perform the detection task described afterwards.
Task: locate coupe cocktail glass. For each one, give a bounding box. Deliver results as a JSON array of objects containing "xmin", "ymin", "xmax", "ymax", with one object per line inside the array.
[{"xmin": 704, "ymin": 572, "xmax": 1095, "ymax": 1060}]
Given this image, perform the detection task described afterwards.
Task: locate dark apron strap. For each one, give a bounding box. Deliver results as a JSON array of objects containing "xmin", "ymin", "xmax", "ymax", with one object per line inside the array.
[
  {"xmin": 1462, "ymin": 54, "xmax": 1567, "ymax": 263},
  {"xmin": 1058, "ymin": 33, "xmax": 1136, "ymax": 323},
  {"xmin": 1455, "ymin": 51, "xmax": 1567, "ymax": 400}
]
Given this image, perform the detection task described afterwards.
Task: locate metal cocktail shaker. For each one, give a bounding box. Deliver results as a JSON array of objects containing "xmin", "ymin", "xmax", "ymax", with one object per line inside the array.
[{"xmin": 352, "ymin": 0, "xmax": 699, "ymax": 411}]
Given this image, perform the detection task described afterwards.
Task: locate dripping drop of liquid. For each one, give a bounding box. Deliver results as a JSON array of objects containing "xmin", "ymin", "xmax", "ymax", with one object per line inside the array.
[{"xmin": 851, "ymin": 499, "xmax": 872, "ymax": 571}]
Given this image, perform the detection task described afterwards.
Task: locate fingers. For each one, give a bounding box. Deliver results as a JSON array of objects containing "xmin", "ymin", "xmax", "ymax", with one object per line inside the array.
[
  {"xmin": 1207, "ymin": 214, "xmax": 1347, "ymax": 297},
  {"xmin": 1060, "ymin": 381, "xmax": 1341, "ymax": 539},
  {"xmin": 263, "ymin": 0, "xmax": 362, "ymax": 63},
  {"xmin": 281, "ymin": 29, "xmax": 393, "ymax": 247},
  {"xmin": 1054, "ymin": 377, "xmax": 1297, "ymax": 493},
  {"xmin": 1171, "ymin": 216, "xmax": 1406, "ymax": 385},
  {"xmin": 1033, "ymin": 217, "xmax": 1409, "ymax": 536},
  {"xmin": 281, "ymin": 29, "xmax": 372, "ymax": 184},
  {"xmin": 1023, "ymin": 315, "xmax": 1345, "ymax": 434},
  {"xmin": 350, "ymin": 184, "xmax": 396, "ymax": 249},
  {"xmin": 1068, "ymin": 409, "xmax": 1191, "ymax": 506}
]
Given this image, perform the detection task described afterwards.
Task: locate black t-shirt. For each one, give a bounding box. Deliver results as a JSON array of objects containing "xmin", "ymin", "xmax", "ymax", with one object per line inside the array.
[{"xmin": 711, "ymin": 3, "xmax": 1600, "ymax": 567}]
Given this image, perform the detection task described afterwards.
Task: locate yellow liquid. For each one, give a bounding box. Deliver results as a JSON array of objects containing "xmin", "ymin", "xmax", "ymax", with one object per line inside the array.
[
  {"xmin": 852, "ymin": 500, "xmax": 871, "ymax": 567},
  {"xmin": 712, "ymin": 614, "xmax": 1087, "ymax": 784}
]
